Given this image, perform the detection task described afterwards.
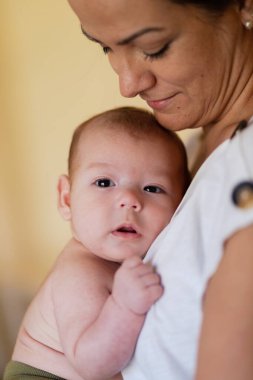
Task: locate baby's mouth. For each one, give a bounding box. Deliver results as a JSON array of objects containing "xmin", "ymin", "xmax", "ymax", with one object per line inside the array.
[
  {"xmin": 117, "ymin": 226, "xmax": 137, "ymax": 234},
  {"xmin": 112, "ymin": 224, "xmax": 141, "ymax": 238}
]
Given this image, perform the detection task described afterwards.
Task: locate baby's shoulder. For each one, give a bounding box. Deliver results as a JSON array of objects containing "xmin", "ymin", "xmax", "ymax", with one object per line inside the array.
[{"xmin": 51, "ymin": 243, "xmax": 118, "ymax": 294}]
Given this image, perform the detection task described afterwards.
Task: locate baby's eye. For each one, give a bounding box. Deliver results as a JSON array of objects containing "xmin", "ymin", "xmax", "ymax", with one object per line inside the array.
[
  {"xmin": 95, "ymin": 178, "xmax": 115, "ymax": 188},
  {"xmin": 144, "ymin": 42, "xmax": 170, "ymax": 61},
  {"xmin": 144, "ymin": 185, "xmax": 164, "ymax": 194}
]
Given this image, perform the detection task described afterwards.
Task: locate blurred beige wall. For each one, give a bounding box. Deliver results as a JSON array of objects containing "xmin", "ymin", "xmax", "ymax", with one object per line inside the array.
[{"xmin": 0, "ymin": 0, "xmax": 193, "ymax": 373}]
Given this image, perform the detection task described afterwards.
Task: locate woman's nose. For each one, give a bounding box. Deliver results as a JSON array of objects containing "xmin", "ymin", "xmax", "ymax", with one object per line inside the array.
[
  {"xmin": 119, "ymin": 69, "xmax": 155, "ymax": 98},
  {"xmin": 118, "ymin": 189, "xmax": 142, "ymax": 212},
  {"xmin": 109, "ymin": 54, "xmax": 155, "ymax": 98}
]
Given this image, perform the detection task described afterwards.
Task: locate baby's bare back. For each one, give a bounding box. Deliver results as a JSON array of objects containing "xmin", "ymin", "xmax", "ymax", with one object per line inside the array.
[
  {"xmin": 12, "ymin": 268, "xmax": 85, "ymax": 379},
  {"xmin": 12, "ymin": 242, "xmax": 117, "ymax": 380}
]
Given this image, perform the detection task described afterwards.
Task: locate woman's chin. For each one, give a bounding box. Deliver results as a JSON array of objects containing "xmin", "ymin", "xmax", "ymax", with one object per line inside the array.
[{"xmin": 154, "ymin": 108, "xmax": 202, "ymax": 132}]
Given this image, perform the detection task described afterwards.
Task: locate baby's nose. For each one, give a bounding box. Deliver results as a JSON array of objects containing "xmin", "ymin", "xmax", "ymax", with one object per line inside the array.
[{"xmin": 119, "ymin": 189, "xmax": 142, "ymax": 211}]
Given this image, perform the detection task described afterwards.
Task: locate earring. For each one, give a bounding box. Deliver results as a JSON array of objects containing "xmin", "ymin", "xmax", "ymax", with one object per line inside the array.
[{"xmin": 245, "ymin": 20, "xmax": 253, "ymax": 30}]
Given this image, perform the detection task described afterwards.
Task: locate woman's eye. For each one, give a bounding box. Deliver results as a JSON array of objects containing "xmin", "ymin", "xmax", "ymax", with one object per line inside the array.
[
  {"xmin": 95, "ymin": 178, "xmax": 115, "ymax": 187},
  {"xmin": 102, "ymin": 46, "xmax": 111, "ymax": 55},
  {"xmin": 144, "ymin": 185, "xmax": 164, "ymax": 194},
  {"xmin": 144, "ymin": 42, "xmax": 170, "ymax": 61}
]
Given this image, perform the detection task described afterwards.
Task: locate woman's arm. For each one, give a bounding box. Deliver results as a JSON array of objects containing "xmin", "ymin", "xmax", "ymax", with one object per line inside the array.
[{"xmin": 195, "ymin": 223, "xmax": 253, "ymax": 380}]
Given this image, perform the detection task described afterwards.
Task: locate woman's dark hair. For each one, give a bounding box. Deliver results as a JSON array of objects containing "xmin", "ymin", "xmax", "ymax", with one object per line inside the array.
[{"xmin": 170, "ymin": 0, "xmax": 244, "ymax": 13}]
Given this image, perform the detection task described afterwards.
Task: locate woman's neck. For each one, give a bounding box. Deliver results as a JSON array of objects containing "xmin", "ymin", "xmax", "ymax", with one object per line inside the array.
[
  {"xmin": 191, "ymin": 105, "xmax": 253, "ymax": 176},
  {"xmin": 191, "ymin": 29, "xmax": 253, "ymax": 175}
]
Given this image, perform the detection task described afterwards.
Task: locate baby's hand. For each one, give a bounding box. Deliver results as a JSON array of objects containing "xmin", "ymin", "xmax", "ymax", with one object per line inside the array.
[{"xmin": 112, "ymin": 256, "xmax": 163, "ymax": 315}]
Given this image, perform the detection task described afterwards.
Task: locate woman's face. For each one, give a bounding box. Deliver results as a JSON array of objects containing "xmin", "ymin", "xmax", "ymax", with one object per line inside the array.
[{"xmin": 68, "ymin": 0, "xmax": 241, "ymax": 131}]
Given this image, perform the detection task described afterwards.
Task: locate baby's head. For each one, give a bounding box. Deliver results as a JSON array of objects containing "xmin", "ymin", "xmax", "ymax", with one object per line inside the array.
[{"xmin": 58, "ymin": 107, "xmax": 190, "ymax": 262}]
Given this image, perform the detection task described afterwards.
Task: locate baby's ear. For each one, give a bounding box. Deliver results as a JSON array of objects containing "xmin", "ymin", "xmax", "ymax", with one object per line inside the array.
[{"xmin": 57, "ymin": 175, "xmax": 72, "ymax": 220}]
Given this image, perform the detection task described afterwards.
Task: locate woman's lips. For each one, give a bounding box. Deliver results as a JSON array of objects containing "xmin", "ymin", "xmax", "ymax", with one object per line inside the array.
[{"xmin": 146, "ymin": 94, "xmax": 178, "ymax": 111}]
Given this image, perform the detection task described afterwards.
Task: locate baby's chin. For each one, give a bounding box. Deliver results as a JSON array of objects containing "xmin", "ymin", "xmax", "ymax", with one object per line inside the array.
[
  {"xmin": 96, "ymin": 248, "xmax": 146, "ymax": 263},
  {"xmin": 102, "ymin": 252, "xmax": 146, "ymax": 263},
  {"xmin": 75, "ymin": 236, "xmax": 147, "ymax": 262}
]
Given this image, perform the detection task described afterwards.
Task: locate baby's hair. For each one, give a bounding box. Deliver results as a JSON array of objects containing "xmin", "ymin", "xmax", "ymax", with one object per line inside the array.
[{"xmin": 68, "ymin": 106, "xmax": 191, "ymax": 191}]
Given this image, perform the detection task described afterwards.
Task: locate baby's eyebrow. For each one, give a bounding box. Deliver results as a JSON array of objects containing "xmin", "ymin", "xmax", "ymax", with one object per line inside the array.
[
  {"xmin": 80, "ymin": 25, "xmax": 164, "ymax": 46},
  {"xmin": 86, "ymin": 162, "xmax": 113, "ymax": 170}
]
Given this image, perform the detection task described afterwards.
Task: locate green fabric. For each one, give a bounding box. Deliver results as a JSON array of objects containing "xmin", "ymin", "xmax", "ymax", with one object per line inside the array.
[{"xmin": 3, "ymin": 361, "xmax": 66, "ymax": 380}]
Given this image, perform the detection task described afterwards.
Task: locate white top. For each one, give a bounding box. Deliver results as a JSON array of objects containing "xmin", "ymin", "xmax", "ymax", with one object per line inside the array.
[{"xmin": 123, "ymin": 118, "xmax": 253, "ymax": 380}]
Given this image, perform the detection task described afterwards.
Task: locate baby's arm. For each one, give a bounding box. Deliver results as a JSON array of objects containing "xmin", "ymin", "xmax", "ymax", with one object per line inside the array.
[
  {"xmin": 53, "ymin": 242, "xmax": 163, "ymax": 380},
  {"xmin": 195, "ymin": 224, "xmax": 253, "ymax": 380},
  {"xmin": 85, "ymin": 255, "xmax": 163, "ymax": 380}
]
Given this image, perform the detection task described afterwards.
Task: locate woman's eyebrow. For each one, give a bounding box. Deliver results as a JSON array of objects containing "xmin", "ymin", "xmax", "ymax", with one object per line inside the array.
[
  {"xmin": 81, "ymin": 25, "xmax": 100, "ymax": 43},
  {"xmin": 117, "ymin": 27, "xmax": 164, "ymax": 45},
  {"xmin": 80, "ymin": 25, "xmax": 164, "ymax": 46}
]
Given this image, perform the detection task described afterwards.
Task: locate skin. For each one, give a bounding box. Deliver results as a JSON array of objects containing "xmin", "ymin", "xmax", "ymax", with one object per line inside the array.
[
  {"xmin": 12, "ymin": 121, "xmax": 185, "ymax": 380},
  {"xmin": 67, "ymin": 0, "xmax": 253, "ymax": 379},
  {"xmin": 59, "ymin": 122, "xmax": 184, "ymax": 262},
  {"xmin": 69, "ymin": 0, "xmax": 253, "ymax": 156}
]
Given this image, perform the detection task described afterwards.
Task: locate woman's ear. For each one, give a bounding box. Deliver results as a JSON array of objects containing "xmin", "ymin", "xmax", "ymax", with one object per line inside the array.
[
  {"xmin": 240, "ymin": 0, "xmax": 253, "ymax": 29},
  {"xmin": 57, "ymin": 175, "xmax": 72, "ymax": 220}
]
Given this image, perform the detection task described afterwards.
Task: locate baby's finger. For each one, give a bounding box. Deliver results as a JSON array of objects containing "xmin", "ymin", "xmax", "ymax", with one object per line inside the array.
[
  {"xmin": 141, "ymin": 272, "xmax": 162, "ymax": 287},
  {"xmin": 121, "ymin": 255, "xmax": 143, "ymax": 269},
  {"xmin": 131, "ymin": 262, "xmax": 157, "ymax": 277},
  {"xmin": 147, "ymin": 284, "xmax": 164, "ymax": 303}
]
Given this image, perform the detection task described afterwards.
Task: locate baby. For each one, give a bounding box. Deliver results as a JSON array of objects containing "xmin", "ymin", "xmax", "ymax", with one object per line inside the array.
[{"xmin": 4, "ymin": 107, "xmax": 190, "ymax": 380}]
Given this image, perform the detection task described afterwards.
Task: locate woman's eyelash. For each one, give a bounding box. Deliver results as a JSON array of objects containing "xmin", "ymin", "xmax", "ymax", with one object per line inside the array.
[
  {"xmin": 144, "ymin": 43, "xmax": 170, "ymax": 61},
  {"xmin": 102, "ymin": 42, "xmax": 169, "ymax": 59},
  {"xmin": 102, "ymin": 46, "xmax": 111, "ymax": 55}
]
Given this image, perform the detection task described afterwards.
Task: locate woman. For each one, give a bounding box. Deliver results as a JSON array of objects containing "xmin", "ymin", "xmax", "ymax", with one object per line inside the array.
[{"xmin": 67, "ymin": 1, "xmax": 253, "ymax": 379}]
